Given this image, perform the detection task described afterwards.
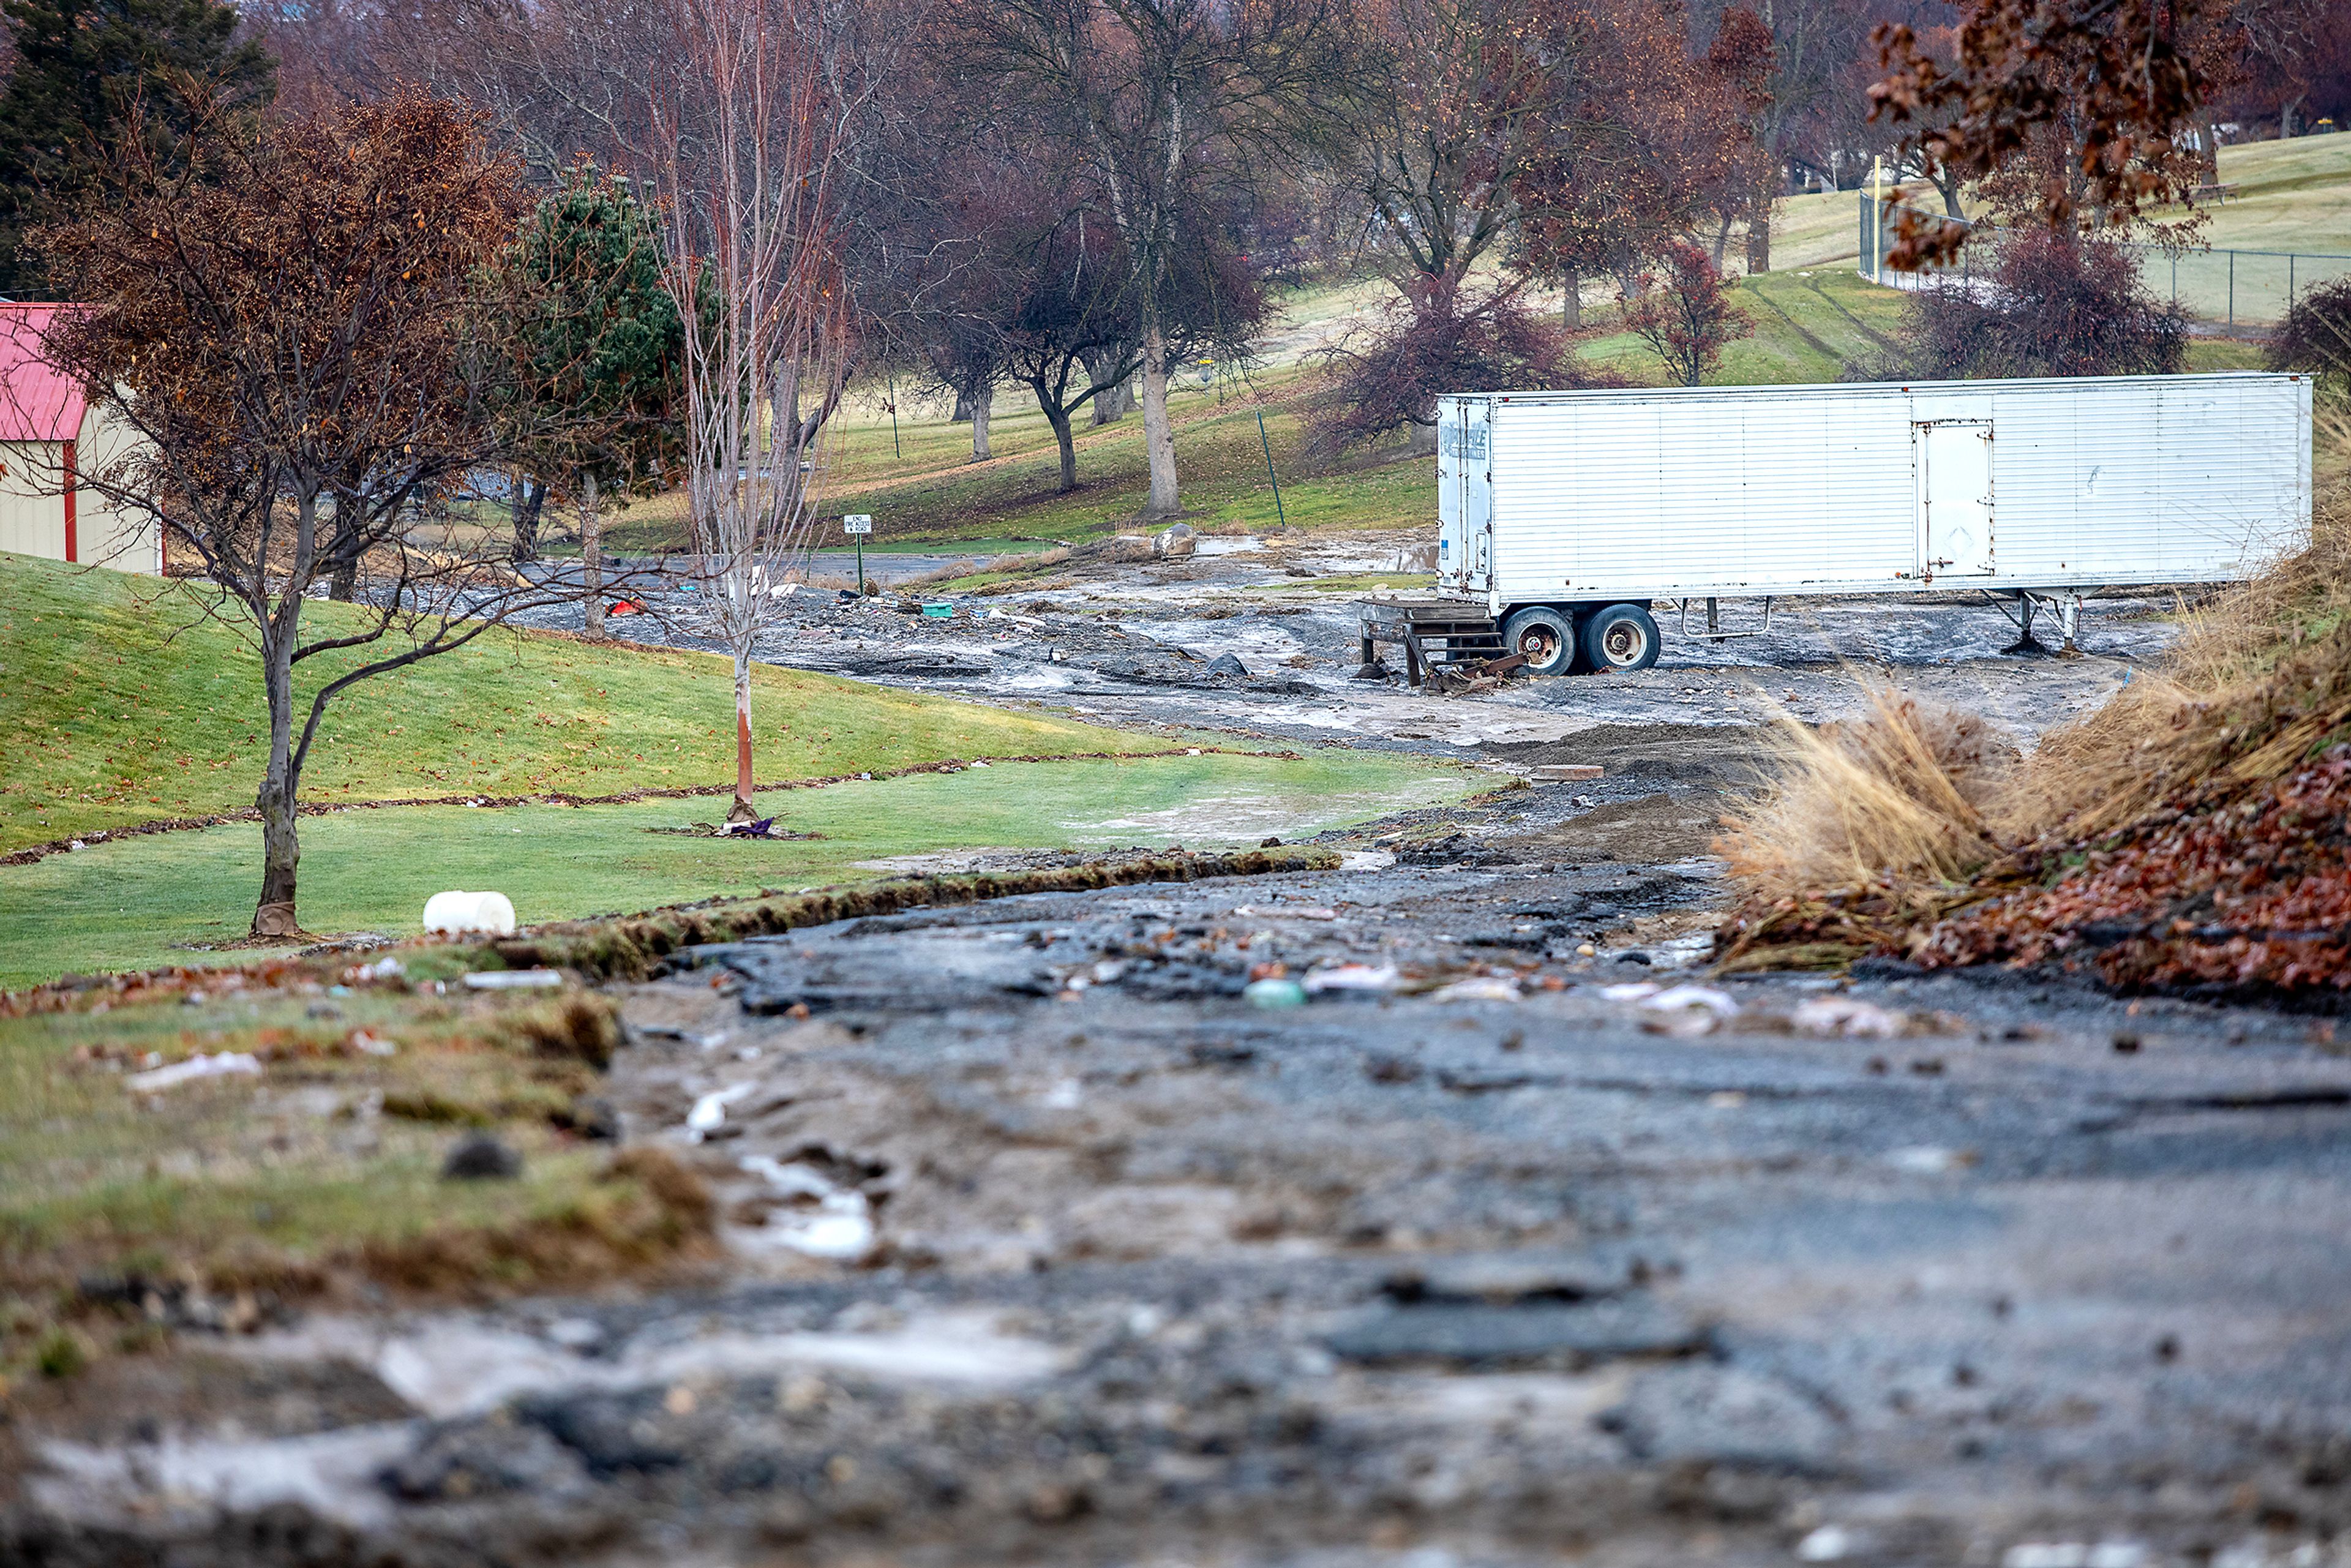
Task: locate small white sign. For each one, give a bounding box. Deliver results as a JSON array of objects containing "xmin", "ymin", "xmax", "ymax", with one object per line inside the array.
[{"xmin": 842, "ymin": 514, "xmax": 872, "ymax": 535}]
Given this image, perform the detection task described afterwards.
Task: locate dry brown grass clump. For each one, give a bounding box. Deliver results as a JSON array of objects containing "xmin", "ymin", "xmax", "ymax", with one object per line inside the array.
[{"xmin": 1713, "ymin": 688, "xmax": 2020, "ymax": 969}]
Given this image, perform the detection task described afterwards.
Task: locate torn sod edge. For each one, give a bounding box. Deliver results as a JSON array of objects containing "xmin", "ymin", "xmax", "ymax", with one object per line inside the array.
[
  {"xmin": 492, "ymin": 845, "xmax": 1345, "ymax": 981},
  {"xmin": 0, "ymin": 746, "xmax": 1303, "ymax": 868},
  {"xmin": 3, "ymin": 845, "xmax": 1345, "ymax": 1005}
]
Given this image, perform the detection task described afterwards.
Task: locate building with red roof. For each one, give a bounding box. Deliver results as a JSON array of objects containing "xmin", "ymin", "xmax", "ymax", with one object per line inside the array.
[{"xmin": 0, "ymin": 302, "xmax": 159, "ymax": 574}]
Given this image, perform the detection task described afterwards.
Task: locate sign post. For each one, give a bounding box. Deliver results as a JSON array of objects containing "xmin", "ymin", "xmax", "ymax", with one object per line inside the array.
[{"xmin": 843, "ymin": 513, "xmax": 872, "ymax": 595}]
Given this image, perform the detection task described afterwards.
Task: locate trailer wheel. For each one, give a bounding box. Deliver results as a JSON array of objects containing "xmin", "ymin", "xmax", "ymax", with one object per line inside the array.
[
  {"xmin": 1580, "ymin": 603, "xmax": 1660, "ymax": 673},
  {"xmin": 1500, "ymin": 607, "xmax": 1577, "ymax": 677}
]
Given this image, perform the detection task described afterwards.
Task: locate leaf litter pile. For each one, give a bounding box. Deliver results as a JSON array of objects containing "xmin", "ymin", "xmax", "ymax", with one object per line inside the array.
[{"xmin": 1719, "ymin": 621, "xmax": 2351, "ymax": 1005}]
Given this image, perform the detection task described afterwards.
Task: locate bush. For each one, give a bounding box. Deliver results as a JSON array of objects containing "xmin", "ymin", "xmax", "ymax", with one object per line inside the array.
[
  {"xmin": 1306, "ymin": 280, "xmax": 1589, "ymax": 458},
  {"xmin": 1618, "ymin": 241, "xmax": 1753, "ymax": 388},
  {"xmin": 2270, "ymin": 277, "xmax": 2351, "ymax": 389},
  {"xmin": 1905, "ymin": 228, "xmax": 2185, "ymax": 380}
]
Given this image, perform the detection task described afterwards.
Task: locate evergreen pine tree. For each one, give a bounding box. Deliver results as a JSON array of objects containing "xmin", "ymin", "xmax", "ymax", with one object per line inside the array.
[{"xmin": 0, "ymin": 0, "xmax": 275, "ymax": 294}]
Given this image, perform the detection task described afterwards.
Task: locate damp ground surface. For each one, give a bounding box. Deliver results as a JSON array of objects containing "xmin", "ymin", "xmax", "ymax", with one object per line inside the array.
[
  {"xmin": 10, "ymin": 773, "xmax": 2351, "ymax": 1568},
  {"xmin": 13, "ymin": 538, "xmax": 2351, "ymax": 1568}
]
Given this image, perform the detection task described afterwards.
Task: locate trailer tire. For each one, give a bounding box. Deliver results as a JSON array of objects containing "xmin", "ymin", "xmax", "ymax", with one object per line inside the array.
[
  {"xmin": 1580, "ymin": 603, "xmax": 1660, "ymax": 673},
  {"xmin": 1500, "ymin": 607, "xmax": 1577, "ymax": 677}
]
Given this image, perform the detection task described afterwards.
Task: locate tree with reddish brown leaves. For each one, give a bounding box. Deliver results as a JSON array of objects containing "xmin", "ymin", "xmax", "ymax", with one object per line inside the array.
[
  {"xmin": 1618, "ymin": 241, "xmax": 1753, "ymax": 389},
  {"xmin": 36, "ymin": 90, "xmax": 645, "ymax": 937},
  {"xmin": 1308, "ymin": 277, "xmax": 1599, "ymax": 457},
  {"xmin": 1865, "ymin": 0, "xmax": 2233, "ymax": 266},
  {"xmin": 1905, "ymin": 227, "xmax": 2186, "ymax": 380}
]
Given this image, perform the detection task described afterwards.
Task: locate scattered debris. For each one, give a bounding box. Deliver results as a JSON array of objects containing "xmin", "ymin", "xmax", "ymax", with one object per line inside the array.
[
  {"xmin": 126, "ymin": 1051, "xmax": 262, "ymax": 1092},
  {"xmin": 464, "ymin": 969, "xmax": 566, "ymax": 991}
]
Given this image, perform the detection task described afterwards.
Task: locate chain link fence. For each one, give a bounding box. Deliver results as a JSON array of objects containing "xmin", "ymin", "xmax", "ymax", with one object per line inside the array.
[{"xmin": 1856, "ymin": 193, "xmax": 2351, "ymax": 328}]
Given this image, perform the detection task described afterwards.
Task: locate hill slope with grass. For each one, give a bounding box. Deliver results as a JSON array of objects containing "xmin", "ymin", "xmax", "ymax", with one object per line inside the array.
[{"xmin": 0, "ymin": 551, "xmax": 1171, "ymax": 852}]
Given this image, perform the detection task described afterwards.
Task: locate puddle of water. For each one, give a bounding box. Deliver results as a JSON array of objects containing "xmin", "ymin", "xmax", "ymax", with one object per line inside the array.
[
  {"xmin": 36, "ymin": 1422, "xmax": 414, "ymax": 1531},
  {"xmin": 1063, "ymin": 780, "xmax": 1468, "ymax": 847},
  {"xmin": 1191, "ymin": 536, "xmax": 1263, "ymax": 557}
]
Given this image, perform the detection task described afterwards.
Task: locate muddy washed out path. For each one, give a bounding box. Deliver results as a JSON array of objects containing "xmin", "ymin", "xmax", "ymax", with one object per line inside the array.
[
  {"xmin": 518, "ymin": 529, "xmax": 2175, "ymax": 762},
  {"xmin": 19, "ymin": 535, "xmax": 2333, "ymax": 1568},
  {"xmin": 15, "ymin": 796, "xmax": 2351, "ymax": 1568}
]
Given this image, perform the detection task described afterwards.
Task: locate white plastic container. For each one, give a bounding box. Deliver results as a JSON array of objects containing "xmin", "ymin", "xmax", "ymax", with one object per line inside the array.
[{"xmin": 1430, "ymin": 372, "xmax": 2313, "ymax": 672}]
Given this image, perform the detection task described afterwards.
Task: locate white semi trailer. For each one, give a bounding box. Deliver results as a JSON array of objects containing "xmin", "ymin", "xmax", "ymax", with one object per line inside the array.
[{"xmin": 1378, "ymin": 372, "xmax": 2313, "ymax": 678}]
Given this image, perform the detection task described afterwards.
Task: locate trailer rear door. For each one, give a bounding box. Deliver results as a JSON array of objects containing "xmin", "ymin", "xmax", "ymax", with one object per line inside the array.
[{"xmin": 1916, "ymin": 419, "xmax": 1995, "ymax": 577}]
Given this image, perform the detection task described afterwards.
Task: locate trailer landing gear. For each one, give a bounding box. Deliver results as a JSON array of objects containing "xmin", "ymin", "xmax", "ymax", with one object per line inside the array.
[{"xmin": 1997, "ymin": 591, "xmax": 2084, "ymax": 658}]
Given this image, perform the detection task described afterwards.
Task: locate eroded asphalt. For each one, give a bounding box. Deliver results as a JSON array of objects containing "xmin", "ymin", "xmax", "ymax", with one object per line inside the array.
[{"xmin": 16, "ymin": 542, "xmax": 2350, "ymax": 1568}]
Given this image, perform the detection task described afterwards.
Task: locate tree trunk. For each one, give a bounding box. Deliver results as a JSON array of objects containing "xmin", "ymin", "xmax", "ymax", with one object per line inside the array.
[
  {"xmin": 951, "ymin": 388, "xmax": 972, "ymax": 423},
  {"xmin": 1561, "ymin": 271, "xmax": 1581, "ymax": 330},
  {"xmin": 511, "ymin": 475, "xmax": 545, "ymax": 563},
  {"xmin": 252, "ymin": 621, "xmax": 301, "ymax": 937},
  {"xmin": 1408, "ymin": 419, "xmax": 1438, "ymax": 457},
  {"xmin": 580, "ymin": 472, "xmax": 604, "ymax": 640},
  {"xmin": 1711, "ymin": 214, "xmax": 1733, "ymax": 269},
  {"xmin": 1044, "ymin": 402, "xmax": 1077, "ymax": 491},
  {"xmin": 1748, "ymin": 180, "xmax": 1775, "ymax": 273},
  {"xmin": 729, "ymin": 649, "xmax": 756, "ymax": 823},
  {"xmin": 327, "ymin": 495, "xmax": 360, "ymax": 602},
  {"xmin": 1089, "ymin": 352, "xmax": 1131, "ymax": 424},
  {"xmin": 969, "ymin": 391, "xmax": 992, "ymax": 462},
  {"xmin": 1139, "ymin": 323, "xmax": 1178, "ymax": 518},
  {"xmin": 2284, "ymin": 96, "xmax": 2302, "ymax": 139}
]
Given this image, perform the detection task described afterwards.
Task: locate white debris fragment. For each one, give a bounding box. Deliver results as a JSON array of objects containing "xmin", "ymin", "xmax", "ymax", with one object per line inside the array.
[
  {"xmin": 1887, "ymin": 1146, "xmax": 1976, "ymax": 1174},
  {"xmin": 1797, "ymin": 1525, "xmax": 1855, "ymax": 1561},
  {"xmin": 422, "ymin": 890, "xmax": 517, "ymax": 937},
  {"xmin": 686, "ymin": 1081, "xmax": 757, "ymax": 1140},
  {"xmin": 1303, "ymin": 962, "xmax": 1401, "ymax": 994},
  {"xmin": 127, "ymin": 1051, "xmax": 262, "ymax": 1092},
  {"xmin": 1338, "ymin": 850, "xmax": 1397, "ymax": 871},
  {"xmin": 1041, "ymin": 1078, "xmax": 1083, "ymax": 1109},
  {"xmin": 1640, "ymin": 985, "xmax": 1738, "ymax": 1017},
  {"xmin": 1597, "ymin": 981, "xmax": 1660, "ymax": 1001},
  {"xmin": 2003, "ymin": 1545, "xmax": 2147, "ymax": 1568},
  {"xmin": 1430, "ymin": 977, "xmax": 1521, "ymax": 1003},
  {"xmin": 462, "ymin": 968, "xmax": 564, "ymax": 990},
  {"xmin": 1792, "ymin": 997, "xmax": 1909, "ymax": 1038}
]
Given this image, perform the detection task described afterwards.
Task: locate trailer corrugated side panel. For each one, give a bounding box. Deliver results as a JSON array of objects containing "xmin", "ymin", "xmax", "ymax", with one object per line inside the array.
[
  {"xmin": 1490, "ymin": 388, "xmax": 1915, "ymax": 598},
  {"xmin": 1917, "ymin": 375, "xmax": 2306, "ymax": 583},
  {"xmin": 1476, "ymin": 374, "xmax": 2309, "ymax": 604}
]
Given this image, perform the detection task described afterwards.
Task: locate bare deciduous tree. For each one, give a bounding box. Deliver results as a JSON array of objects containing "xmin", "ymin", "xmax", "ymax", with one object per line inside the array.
[
  {"xmin": 649, "ymin": 0, "xmax": 858, "ymax": 823},
  {"xmin": 943, "ymin": 0, "xmax": 1351, "ymax": 519}
]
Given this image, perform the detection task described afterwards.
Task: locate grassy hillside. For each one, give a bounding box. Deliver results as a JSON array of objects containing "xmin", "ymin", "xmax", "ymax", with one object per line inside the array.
[
  {"xmin": 1769, "ymin": 131, "xmax": 2351, "ymax": 323},
  {"xmin": 0, "ymin": 551, "xmax": 1174, "ymax": 852}
]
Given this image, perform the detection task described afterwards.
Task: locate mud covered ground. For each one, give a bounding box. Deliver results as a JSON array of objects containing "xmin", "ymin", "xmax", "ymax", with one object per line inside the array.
[
  {"xmin": 519, "ymin": 529, "xmax": 2176, "ymax": 757},
  {"xmin": 15, "ymin": 539, "xmax": 2350, "ymax": 1568}
]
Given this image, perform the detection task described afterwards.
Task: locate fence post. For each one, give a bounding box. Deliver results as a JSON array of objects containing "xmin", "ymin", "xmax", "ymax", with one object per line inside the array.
[
  {"xmin": 2289, "ymin": 253, "xmax": 2296, "ymax": 306},
  {"xmin": 2229, "ymin": 250, "xmax": 2235, "ymax": 325},
  {"xmin": 2170, "ymin": 252, "xmax": 2177, "ymax": 309}
]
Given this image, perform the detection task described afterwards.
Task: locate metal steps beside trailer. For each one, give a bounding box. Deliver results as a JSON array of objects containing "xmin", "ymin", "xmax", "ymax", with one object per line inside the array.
[{"xmin": 1359, "ymin": 600, "xmax": 1506, "ymax": 688}]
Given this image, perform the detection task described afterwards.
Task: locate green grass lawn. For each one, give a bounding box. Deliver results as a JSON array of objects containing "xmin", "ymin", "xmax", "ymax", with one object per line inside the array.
[
  {"xmin": 0, "ymin": 551, "xmax": 1188, "ymax": 851},
  {"xmin": 1766, "ymin": 132, "xmax": 2351, "ymax": 323},
  {"xmin": 0, "ymin": 751, "xmax": 1477, "ymax": 988}
]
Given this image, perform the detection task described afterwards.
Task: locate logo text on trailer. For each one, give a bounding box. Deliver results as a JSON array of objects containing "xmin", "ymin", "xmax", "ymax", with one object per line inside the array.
[{"xmin": 1439, "ymin": 425, "xmax": 1488, "ymax": 460}]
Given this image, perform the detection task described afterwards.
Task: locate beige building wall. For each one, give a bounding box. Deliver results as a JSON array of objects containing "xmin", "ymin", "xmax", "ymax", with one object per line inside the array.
[{"xmin": 0, "ymin": 405, "xmax": 159, "ymax": 575}]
